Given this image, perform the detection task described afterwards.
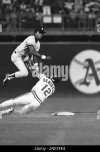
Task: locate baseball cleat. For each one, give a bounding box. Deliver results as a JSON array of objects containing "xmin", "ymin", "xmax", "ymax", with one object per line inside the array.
[
  {"xmin": 2, "ymin": 107, "xmax": 14, "ymax": 115},
  {"xmin": 3, "ymin": 74, "xmax": 10, "ymax": 86}
]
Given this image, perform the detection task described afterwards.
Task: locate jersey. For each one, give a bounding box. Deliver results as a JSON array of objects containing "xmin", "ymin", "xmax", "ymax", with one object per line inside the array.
[
  {"xmin": 31, "ymin": 74, "xmax": 55, "ymax": 103},
  {"xmin": 14, "ymin": 35, "xmax": 40, "ymax": 57}
]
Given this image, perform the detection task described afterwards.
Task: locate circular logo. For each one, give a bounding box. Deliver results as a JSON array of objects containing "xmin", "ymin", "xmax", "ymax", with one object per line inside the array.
[{"xmin": 69, "ymin": 50, "xmax": 100, "ymax": 94}]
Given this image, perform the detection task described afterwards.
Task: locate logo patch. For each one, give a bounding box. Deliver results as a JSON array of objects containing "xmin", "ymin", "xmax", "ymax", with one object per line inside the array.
[{"xmin": 69, "ymin": 50, "xmax": 100, "ymax": 94}]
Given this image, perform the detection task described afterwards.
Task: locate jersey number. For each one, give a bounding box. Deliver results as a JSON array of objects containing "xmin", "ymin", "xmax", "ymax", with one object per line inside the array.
[{"xmin": 41, "ymin": 84, "xmax": 51, "ymax": 97}]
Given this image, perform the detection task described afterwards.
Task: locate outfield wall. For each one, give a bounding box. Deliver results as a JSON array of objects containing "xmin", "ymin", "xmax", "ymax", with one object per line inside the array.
[{"xmin": 0, "ymin": 42, "xmax": 100, "ymax": 98}]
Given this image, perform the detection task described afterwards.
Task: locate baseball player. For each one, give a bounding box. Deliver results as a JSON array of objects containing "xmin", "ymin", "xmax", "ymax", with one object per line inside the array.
[
  {"xmin": 0, "ymin": 73, "xmax": 59, "ymax": 117},
  {"xmin": 3, "ymin": 27, "xmax": 50, "ymax": 86}
]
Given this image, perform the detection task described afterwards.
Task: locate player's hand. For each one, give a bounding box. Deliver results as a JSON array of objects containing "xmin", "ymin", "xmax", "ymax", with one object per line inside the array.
[
  {"xmin": 41, "ymin": 55, "xmax": 51, "ymax": 60},
  {"xmin": 41, "ymin": 55, "xmax": 46, "ymax": 60}
]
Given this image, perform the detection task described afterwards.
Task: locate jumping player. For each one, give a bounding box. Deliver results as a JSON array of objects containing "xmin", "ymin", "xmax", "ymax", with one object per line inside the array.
[
  {"xmin": 3, "ymin": 27, "xmax": 50, "ymax": 86},
  {"xmin": 0, "ymin": 73, "xmax": 59, "ymax": 117}
]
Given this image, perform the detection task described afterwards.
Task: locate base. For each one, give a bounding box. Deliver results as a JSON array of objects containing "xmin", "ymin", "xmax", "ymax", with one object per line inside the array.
[{"xmin": 51, "ymin": 111, "xmax": 75, "ymax": 116}]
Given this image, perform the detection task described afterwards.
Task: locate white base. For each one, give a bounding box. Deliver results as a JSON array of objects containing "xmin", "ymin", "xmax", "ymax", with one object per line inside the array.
[{"xmin": 51, "ymin": 111, "xmax": 75, "ymax": 116}]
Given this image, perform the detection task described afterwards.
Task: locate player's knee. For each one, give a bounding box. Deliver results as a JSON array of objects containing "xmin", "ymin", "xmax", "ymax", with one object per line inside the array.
[
  {"xmin": 25, "ymin": 105, "xmax": 36, "ymax": 113},
  {"xmin": 30, "ymin": 103, "xmax": 40, "ymax": 110},
  {"xmin": 11, "ymin": 54, "xmax": 15, "ymax": 63},
  {"xmin": 22, "ymin": 70, "xmax": 29, "ymax": 77},
  {"xmin": 34, "ymin": 102, "xmax": 40, "ymax": 109},
  {"xmin": 24, "ymin": 71, "xmax": 29, "ymax": 77}
]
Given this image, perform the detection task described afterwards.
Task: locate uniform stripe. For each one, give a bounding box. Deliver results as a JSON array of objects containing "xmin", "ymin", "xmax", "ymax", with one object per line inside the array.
[
  {"xmin": 33, "ymin": 90, "xmax": 42, "ymax": 103},
  {"xmin": 31, "ymin": 90, "xmax": 42, "ymax": 104}
]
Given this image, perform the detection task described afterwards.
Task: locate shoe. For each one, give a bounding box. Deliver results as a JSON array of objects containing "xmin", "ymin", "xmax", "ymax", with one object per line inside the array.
[
  {"xmin": 3, "ymin": 74, "xmax": 10, "ymax": 86},
  {"xmin": 2, "ymin": 107, "xmax": 14, "ymax": 116}
]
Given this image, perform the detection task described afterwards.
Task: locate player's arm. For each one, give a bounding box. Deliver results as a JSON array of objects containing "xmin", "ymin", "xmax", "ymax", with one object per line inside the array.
[
  {"xmin": 28, "ymin": 45, "xmax": 41, "ymax": 58},
  {"xmin": 28, "ymin": 45, "xmax": 46, "ymax": 59},
  {"xmin": 26, "ymin": 36, "xmax": 50, "ymax": 59},
  {"xmin": 28, "ymin": 45, "xmax": 51, "ymax": 60}
]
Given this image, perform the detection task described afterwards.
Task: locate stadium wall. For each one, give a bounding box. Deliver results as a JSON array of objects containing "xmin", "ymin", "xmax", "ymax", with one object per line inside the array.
[{"xmin": 0, "ymin": 42, "xmax": 100, "ymax": 98}]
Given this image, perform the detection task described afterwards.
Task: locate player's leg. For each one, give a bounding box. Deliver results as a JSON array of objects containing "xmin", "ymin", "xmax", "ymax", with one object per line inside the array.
[
  {"xmin": 0, "ymin": 107, "xmax": 14, "ymax": 119},
  {"xmin": 3, "ymin": 52, "xmax": 17, "ymax": 85},
  {"xmin": 0, "ymin": 101, "xmax": 39, "ymax": 119},
  {"xmin": 3, "ymin": 56, "xmax": 28, "ymax": 85},
  {"xmin": 13, "ymin": 58, "xmax": 28, "ymax": 78},
  {"xmin": 0, "ymin": 92, "xmax": 33, "ymax": 109},
  {"xmin": 16, "ymin": 100, "xmax": 40, "ymax": 114},
  {"xmin": 15, "ymin": 104, "xmax": 35, "ymax": 114},
  {"xmin": 10, "ymin": 53, "xmax": 29, "ymax": 78},
  {"xmin": 0, "ymin": 93, "xmax": 40, "ymax": 117},
  {"xmin": 0, "ymin": 98, "xmax": 14, "ymax": 109}
]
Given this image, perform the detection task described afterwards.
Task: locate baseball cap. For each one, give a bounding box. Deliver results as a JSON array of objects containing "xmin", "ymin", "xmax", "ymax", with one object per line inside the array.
[{"xmin": 34, "ymin": 27, "xmax": 46, "ymax": 34}]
